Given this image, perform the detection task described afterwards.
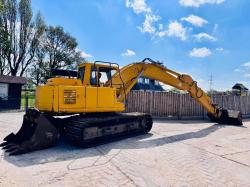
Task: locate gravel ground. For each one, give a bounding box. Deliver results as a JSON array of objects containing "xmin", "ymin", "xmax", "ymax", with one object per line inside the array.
[{"xmin": 0, "ymin": 112, "xmax": 250, "ymax": 187}]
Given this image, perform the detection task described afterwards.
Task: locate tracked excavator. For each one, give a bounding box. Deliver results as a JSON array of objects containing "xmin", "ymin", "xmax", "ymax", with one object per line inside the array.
[{"xmin": 1, "ymin": 58, "xmax": 242, "ymax": 155}]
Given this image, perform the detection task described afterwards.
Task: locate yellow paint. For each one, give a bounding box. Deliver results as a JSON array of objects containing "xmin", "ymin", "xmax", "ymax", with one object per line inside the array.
[
  {"xmin": 35, "ymin": 86, "xmax": 55, "ymax": 111},
  {"xmin": 97, "ymin": 87, "xmax": 117, "ymax": 108},
  {"xmin": 86, "ymin": 87, "xmax": 97, "ymax": 108},
  {"xmin": 35, "ymin": 61, "xmax": 218, "ymax": 117},
  {"xmin": 110, "ymin": 62, "xmax": 217, "ymax": 115},
  {"xmin": 35, "ymin": 62, "xmax": 125, "ymax": 114},
  {"xmin": 47, "ymin": 78, "xmax": 82, "ymax": 86}
]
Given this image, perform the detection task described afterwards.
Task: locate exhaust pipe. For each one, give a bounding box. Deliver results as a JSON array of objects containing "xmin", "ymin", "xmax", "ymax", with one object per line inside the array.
[{"xmin": 0, "ymin": 109, "xmax": 60, "ymax": 155}]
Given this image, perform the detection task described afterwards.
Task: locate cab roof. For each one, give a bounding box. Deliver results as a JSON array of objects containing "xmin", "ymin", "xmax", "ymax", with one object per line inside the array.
[{"xmin": 79, "ymin": 62, "xmax": 119, "ymax": 70}]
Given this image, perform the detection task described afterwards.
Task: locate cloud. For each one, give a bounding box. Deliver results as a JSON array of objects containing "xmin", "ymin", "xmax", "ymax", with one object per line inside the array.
[
  {"xmin": 126, "ymin": 0, "xmax": 162, "ymax": 36},
  {"xmin": 126, "ymin": 1, "xmax": 202, "ymax": 41},
  {"xmin": 193, "ymin": 32, "xmax": 217, "ymax": 42},
  {"xmin": 121, "ymin": 49, "xmax": 136, "ymax": 57},
  {"xmin": 158, "ymin": 24, "xmax": 163, "ymax": 30},
  {"xmin": 138, "ymin": 14, "xmax": 160, "ymax": 34},
  {"xmin": 76, "ymin": 48, "xmax": 93, "ymax": 58},
  {"xmin": 234, "ymin": 61, "xmax": 250, "ymax": 75},
  {"xmin": 244, "ymin": 74, "xmax": 250, "ymax": 77},
  {"xmin": 234, "ymin": 68, "xmax": 244, "ymax": 73},
  {"xmin": 181, "ymin": 15, "xmax": 208, "ymax": 27},
  {"xmin": 158, "ymin": 21, "xmax": 187, "ymax": 40},
  {"xmin": 179, "ymin": 0, "xmax": 225, "ymax": 8},
  {"xmin": 167, "ymin": 21, "xmax": 187, "ymax": 40},
  {"xmin": 215, "ymin": 47, "xmax": 224, "ymax": 51},
  {"xmin": 216, "ymin": 48, "xmax": 224, "ymax": 51},
  {"xmin": 213, "ymin": 24, "xmax": 219, "ymax": 33},
  {"xmin": 125, "ymin": 0, "xmax": 151, "ymax": 14},
  {"xmin": 242, "ymin": 61, "xmax": 250, "ymax": 68},
  {"xmin": 189, "ymin": 47, "xmax": 212, "ymax": 58}
]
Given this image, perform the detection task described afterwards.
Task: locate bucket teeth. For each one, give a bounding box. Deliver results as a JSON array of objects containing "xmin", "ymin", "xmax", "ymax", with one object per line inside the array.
[
  {"xmin": 2, "ymin": 143, "xmax": 16, "ymax": 150},
  {"xmin": 1, "ymin": 109, "xmax": 60, "ymax": 155},
  {"xmin": 5, "ymin": 144, "xmax": 19, "ymax": 153},
  {"xmin": 1, "ymin": 141, "xmax": 30, "ymax": 155},
  {"xmin": 4, "ymin": 144, "xmax": 25, "ymax": 156},
  {"xmin": 3, "ymin": 133, "xmax": 17, "ymax": 142},
  {"xmin": 0, "ymin": 142, "xmax": 8, "ymax": 147}
]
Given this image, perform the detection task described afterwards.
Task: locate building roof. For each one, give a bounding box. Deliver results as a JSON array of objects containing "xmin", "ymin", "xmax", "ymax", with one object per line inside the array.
[
  {"xmin": 132, "ymin": 77, "xmax": 164, "ymax": 91},
  {"xmin": 0, "ymin": 75, "xmax": 27, "ymax": 84},
  {"xmin": 232, "ymin": 83, "xmax": 249, "ymax": 91}
]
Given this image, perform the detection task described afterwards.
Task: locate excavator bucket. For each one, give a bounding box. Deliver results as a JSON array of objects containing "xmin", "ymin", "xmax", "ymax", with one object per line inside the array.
[
  {"xmin": 0, "ymin": 109, "xmax": 59, "ymax": 155},
  {"xmin": 208, "ymin": 109, "xmax": 242, "ymax": 126}
]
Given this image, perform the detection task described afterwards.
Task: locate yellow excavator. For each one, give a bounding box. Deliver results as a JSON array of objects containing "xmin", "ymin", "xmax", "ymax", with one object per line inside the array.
[{"xmin": 1, "ymin": 58, "xmax": 242, "ymax": 155}]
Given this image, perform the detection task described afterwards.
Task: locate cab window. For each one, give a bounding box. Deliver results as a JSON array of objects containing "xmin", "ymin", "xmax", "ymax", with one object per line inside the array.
[
  {"xmin": 90, "ymin": 67, "xmax": 113, "ymax": 86},
  {"xmin": 90, "ymin": 67, "xmax": 97, "ymax": 85},
  {"xmin": 78, "ymin": 67, "xmax": 85, "ymax": 82}
]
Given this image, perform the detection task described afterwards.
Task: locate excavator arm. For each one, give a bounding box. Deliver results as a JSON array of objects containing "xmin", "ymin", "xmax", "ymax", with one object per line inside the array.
[{"xmin": 109, "ymin": 58, "xmax": 242, "ymax": 125}]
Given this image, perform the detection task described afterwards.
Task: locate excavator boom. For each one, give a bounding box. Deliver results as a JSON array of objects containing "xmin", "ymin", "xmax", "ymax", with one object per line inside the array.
[{"xmin": 109, "ymin": 58, "xmax": 242, "ymax": 125}]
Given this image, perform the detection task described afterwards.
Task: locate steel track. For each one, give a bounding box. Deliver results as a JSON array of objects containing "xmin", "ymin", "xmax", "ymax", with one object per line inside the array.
[{"xmin": 63, "ymin": 112, "xmax": 153, "ymax": 147}]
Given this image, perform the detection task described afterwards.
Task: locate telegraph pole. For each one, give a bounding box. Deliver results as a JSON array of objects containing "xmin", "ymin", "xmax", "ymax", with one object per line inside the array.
[{"xmin": 209, "ymin": 74, "xmax": 213, "ymax": 95}]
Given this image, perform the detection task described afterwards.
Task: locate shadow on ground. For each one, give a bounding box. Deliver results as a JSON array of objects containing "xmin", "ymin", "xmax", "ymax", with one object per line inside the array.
[{"xmin": 3, "ymin": 123, "xmax": 245, "ymax": 167}]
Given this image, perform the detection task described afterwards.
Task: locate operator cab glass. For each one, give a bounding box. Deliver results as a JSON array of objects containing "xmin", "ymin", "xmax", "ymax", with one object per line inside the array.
[
  {"xmin": 90, "ymin": 66, "xmax": 113, "ymax": 86},
  {"xmin": 78, "ymin": 62, "xmax": 119, "ymax": 87},
  {"xmin": 78, "ymin": 67, "xmax": 85, "ymax": 83}
]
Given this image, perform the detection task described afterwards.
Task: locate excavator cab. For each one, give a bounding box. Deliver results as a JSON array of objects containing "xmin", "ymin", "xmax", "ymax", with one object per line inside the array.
[{"xmin": 78, "ymin": 61, "xmax": 119, "ymax": 87}]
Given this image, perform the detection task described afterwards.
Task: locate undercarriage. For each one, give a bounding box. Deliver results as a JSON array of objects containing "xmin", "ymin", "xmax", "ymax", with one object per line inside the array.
[{"xmin": 1, "ymin": 109, "xmax": 153, "ymax": 155}]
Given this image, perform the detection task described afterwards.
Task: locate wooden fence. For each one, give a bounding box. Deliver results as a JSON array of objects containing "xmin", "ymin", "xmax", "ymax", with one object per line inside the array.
[{"xmin": 125, "ymin": 91, "xmax": 250, "ymax": 118}]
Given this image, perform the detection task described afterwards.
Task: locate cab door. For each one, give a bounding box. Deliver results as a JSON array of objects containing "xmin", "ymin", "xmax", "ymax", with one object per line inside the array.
[
  {"xmin": 95, "ymin": 68, "xmax": 116, "ymax": 108},
  {"xmin": 85, "ymin": 67, "xmax": 98, "ymax": 109},
  {"xmin": 85, "ymin": 86, "xmax": 98, "ymax": 109},
  {"xmin": 87, "ymin": 65, "xmax": 116, "ymax": 110},
  {"xmin": 97, "ymin": 87, "xmax": 116, "ymax": 108}
]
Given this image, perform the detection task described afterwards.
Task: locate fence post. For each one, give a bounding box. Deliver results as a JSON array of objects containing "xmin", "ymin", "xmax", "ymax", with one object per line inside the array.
[
  {"xmin": 221, "ymin": 95, "xmax": 224, "ymax": 108},
  {"xmin": 177, "ymin": 94, "xmax": 182, "ymax": 120},
  {"xmin": 149, "ymin": 91, "xmax": 153, "ymax": 114},
  {"xmin": 239, "ymin": 96, "xmax": 241, "ymax": 113},
  {"xmin": 202, "ymin": 106, "xmax": 205, "ymax": 120},
  {"xmin": 25, "ymin": 92, "xmax": 28, "ymax": 112}
]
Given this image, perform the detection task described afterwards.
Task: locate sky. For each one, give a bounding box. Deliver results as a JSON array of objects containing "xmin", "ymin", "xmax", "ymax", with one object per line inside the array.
[{"xmin": 31, "ymin": 0, "xmax": 250, "ymax": 91}]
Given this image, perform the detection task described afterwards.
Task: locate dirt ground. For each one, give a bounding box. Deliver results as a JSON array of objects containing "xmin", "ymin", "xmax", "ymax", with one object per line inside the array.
[{"xmin": 0, "ymin": 112, "xmax": 250, "ymax": 187}]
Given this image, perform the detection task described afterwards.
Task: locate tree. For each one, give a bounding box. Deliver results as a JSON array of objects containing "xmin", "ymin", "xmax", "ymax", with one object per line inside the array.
[
  {"xmin": 0, "ymin": 29, "xmax": 9, "ymax": 75},
  {"xmin": 0, "ymin": 1, "xmax": 3, "ymax": 12},
  {"xmin": 0, "ymin": 0, "xmax": 9, "ymax": 75},
  {"xmin": 168, "ymin": 88, "xmax": 181, "ymax": 94},
  {"xmin": 44, "ymin": 26, "xmax": 82, "ymax": 69},
  {"xmin": 29, "ymin": 47, "xmax": 47, "ymax": 85},
  {"xmin": 29, "ymin": 25, "xmax": 83, "ymax": 85},
  {"xmin": 0, "ymin": 0, "xmax": 45, "ymax": 76}
]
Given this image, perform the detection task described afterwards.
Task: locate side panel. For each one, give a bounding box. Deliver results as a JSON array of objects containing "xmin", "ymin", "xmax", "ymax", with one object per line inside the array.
[
  {"xmin": 36, "ymin": 85, "xmax": 125, "ymax": 113},
  {"xmin": 58, "ymin": 86, "xmax": 85, "ymax": 112},
  {"xmin": 97, "ymin": 87, "xmax": 116, "ymax": 108},
  {"xmin": 35, "ymin": 86, "xmax": 54, "ymax": 111},
  {"xmin": 86, "ymin": 87, "xmax": 97, "ymax": 108}
]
